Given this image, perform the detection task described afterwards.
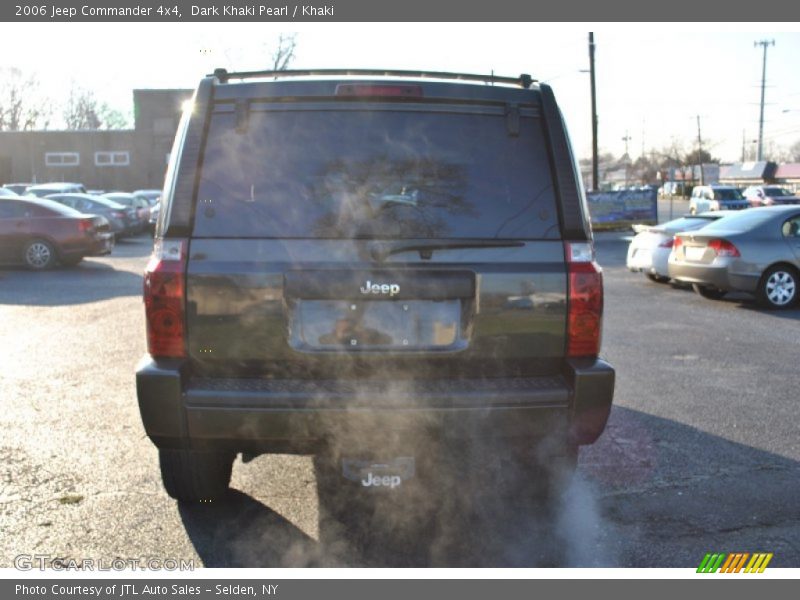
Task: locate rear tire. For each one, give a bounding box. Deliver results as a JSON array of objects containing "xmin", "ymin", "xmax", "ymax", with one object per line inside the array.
[
  {"xmin": 158, "ymin": 449, "xmax": 235, "ymax": 503},
  {"xmin": 22, "ymin": 239, "xmax": 56, "ymax": 270},
  {"xmin": 692, "ymin": 283, "xmax": 726, "ymax": 300},
  {"xmin": 646, "ymin": 273, "xmax": 670, "ymax": 284},
  {"xmin": 757, "ymin": 265, "xmax": 798, "ymax": 309}
]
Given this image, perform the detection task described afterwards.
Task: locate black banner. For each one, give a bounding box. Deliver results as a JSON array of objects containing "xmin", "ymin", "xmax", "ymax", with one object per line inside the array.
[
  {"xmin": 2, "ymin": 0, "xmax": 799, "ymax": 21},
  {"xmin": 4, "ymin": 579, "xmax": 798, "ymax": 600}
]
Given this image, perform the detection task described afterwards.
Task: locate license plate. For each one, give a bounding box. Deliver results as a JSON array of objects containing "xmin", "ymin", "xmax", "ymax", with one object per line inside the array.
[
  {"xmin": 685, "ymin": 246, "xmax": 706, "ymax": 261},
  {"xmin": 289, "ymin": 299, "xmax": 462, "ymax": 351}
]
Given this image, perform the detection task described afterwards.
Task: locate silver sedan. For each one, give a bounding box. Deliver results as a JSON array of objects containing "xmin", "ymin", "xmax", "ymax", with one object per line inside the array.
[{"xmin": 668, "ymin": 206, "xmax": 800, "ymax": 309}]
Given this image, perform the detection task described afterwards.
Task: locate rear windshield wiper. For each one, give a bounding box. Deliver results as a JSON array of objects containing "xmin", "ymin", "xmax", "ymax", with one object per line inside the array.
[{"xmin": 368, "ymin": 239, "xmax": 525, "ymax": 262}]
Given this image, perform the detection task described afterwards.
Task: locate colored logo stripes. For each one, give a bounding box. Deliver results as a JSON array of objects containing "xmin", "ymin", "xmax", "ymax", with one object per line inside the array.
[{"xmin": 697, "ymin": 552, "xmax": 773, "ymax": 573}]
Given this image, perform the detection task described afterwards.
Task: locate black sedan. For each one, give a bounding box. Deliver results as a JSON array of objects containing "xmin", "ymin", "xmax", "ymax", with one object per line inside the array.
[{"xmin": 45, "ymin": 193, "xmax": 139, "ymax": 239}]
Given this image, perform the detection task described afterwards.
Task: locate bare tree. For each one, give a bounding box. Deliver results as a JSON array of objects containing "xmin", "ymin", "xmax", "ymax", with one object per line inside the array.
[
  {"xmin": 0, "ymin": 68, "xmax": 52, "ymax": 131},
  {"xmin": 789, "ymin": 139, "xmax": 800, "ymax": 163},
  {"xmin": 63, "ymin": 85, "xmax": 101, "ymax": 130},
  {"xmin": 270, "ymin": 33, "xmax": 297, "ymax": 71}
]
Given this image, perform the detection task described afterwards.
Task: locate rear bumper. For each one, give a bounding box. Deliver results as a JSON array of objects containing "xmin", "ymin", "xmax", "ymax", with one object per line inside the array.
[
  {"xmin": 667, "ymin": 260, "xmax": 759, "ymax": 292},
  {"xmin": 136, "ymin": 357, "xmax": 614, "ymax": 452}
]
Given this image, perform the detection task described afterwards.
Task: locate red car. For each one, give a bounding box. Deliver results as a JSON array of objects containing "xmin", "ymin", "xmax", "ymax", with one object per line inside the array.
[{"xmin": 0, "ymin": 197, "xmax": 114, "ymax": 269}]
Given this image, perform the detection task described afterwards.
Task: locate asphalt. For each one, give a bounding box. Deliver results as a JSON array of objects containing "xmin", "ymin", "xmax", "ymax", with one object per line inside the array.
[{"xmin": 0, "ymin": 231, "xmax": 797, "ymax": 569}]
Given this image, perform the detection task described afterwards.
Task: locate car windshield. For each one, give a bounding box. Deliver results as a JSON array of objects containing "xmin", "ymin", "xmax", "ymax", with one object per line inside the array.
[
  {"xmin": 763, "ymin": 187, "xmax": 793, "ymax": 197},
  {"xmin": 193, "ymin": 108, "xmax": 560, "ymax": 239},
  {"xmin": 701, "ymin": 210, "xmax": 779, "ymax": 232},
  {"xmin": 714, "ymin": 189, "xmax": 743, "ymax": 200}
]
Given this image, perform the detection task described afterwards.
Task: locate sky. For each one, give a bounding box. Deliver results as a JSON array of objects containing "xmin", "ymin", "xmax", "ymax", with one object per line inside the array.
[{"xmin": 2, "ymin": 23, "xmax": 799, "ymax": 163}]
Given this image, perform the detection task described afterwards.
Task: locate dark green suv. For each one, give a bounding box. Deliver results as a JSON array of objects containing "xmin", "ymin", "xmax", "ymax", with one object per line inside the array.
[{"xmin": 136, "ymin": 69, "xmax": 614, "ymax": 503}]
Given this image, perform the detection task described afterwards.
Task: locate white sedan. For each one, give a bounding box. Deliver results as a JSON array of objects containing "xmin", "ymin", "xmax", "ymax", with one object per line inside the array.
[{"xmin": 626, "ymin": 212, "xmax": 732, "ymax": 282}]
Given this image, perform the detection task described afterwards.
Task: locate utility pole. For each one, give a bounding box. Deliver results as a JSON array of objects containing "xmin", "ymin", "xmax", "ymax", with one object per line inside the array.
[
  {"xmin": 696, "ymin": 115, "xmax": 704, "ymax": 185},
  {"xmin": 641, "ymin": 118, "xmax": 646, "ymax": 159},
  {"xmin": 755, "ymin": 39, "xmax": 775, "ymax": 161},
  {"xmin": 589, "ymin": 32, "xmax": 599, "ymax": 191},
  {"xmin": 622, "ymin": 131, "xmax": 631, "ymax": 157},
  {"xmin": 741, "ymin": 129, "xmax": 746, "ymax": 163}
]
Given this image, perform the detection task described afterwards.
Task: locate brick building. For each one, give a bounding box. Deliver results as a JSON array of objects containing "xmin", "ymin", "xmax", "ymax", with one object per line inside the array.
[{"xmin": 0, "ymin": 89, "xmax": 192, "ymax": 192}]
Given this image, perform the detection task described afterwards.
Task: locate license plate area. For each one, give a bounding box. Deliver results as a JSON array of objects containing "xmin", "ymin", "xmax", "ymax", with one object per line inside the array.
[
  {"xmin": 288, "ymin": 299, "xmax": 464, "ymax": 351},
  {"xmin": 685, "ymin": 246, "xmax": 706, "ymax": 261}
]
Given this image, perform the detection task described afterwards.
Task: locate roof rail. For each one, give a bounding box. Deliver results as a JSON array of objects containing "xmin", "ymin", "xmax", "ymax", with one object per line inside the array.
[{"xmin": 210, "ymin": 68, "xmax": 536, "ymax": 89}]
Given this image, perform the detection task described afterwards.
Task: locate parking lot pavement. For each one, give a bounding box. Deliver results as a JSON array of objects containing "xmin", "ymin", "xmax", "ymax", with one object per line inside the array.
[{"xmin": 1, "ymin": 234, "xmax": 798, "ymax": 568}]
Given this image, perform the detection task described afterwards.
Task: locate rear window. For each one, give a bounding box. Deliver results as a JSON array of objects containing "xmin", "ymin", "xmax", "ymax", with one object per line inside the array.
[
  {"xmin": 701, "ymin": 209, "xmax": 778, "ymax": 232},
  {"xmin": 192, "ymin": 108, "xmax": 560, "ymax": 239},
  {"xmin": 28, "ymin": 198, "xmax": 83, "ymax": 217},
  {"xmin": 660, "ymin": 216, "xmax": 716, "ymax": 231}
]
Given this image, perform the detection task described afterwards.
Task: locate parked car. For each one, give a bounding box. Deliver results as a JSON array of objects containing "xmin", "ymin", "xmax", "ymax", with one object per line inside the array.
[
  {"xmin": 659, "ymin": 182, "xmax": 687, "ymax": 198},
  {"xmin": 668, "ymin": 205, "xmax": 800, "ymax": 308},
  {"xmin": 627, "ymin": 211, "xmax": 732, "ymax": 282},
  {"xmin": 25, "ymin": 182, "xmax": 87, "ymax": 197},
  {"xmin": 2, "ymin": 183, "xmax": 32, "ymax": 195},
  {"xmin": 45, "ymin": 193, "xmax": 138, "ymax": 239},
  {"xmin": 742, "ymin": 185, "xmax": 799, "ymax": 207},
  {"xmin": 689, "ymin": 185, "xmax": 750, "ymax": 214},
  {"xmin": 0, "ymin": 196, "xmax": 114, "ymax": 269},
  {"xmin": 136, "ymin": 68, "xmax": 615, "ymax": 503},
  {"xmin": 133, "ymin": 189, "xmax": 162, "ymax": 207},
  {"xmin": 147, "ymin": 201, "xmax": 160, "ymax": 235},
  {"xmin": 102, "ymin": 193, "xmax": 150, "ymax": 233}
]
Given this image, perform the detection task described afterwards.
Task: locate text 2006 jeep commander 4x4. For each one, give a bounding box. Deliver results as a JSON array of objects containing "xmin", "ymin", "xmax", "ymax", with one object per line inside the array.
[{"xmin": 136, "ymin": 68, "xmax": 615, "ymax": 503}]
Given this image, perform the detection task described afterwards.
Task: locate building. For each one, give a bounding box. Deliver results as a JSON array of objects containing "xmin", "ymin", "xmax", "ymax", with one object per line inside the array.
[
  {"xmin": 774, "ymin": 163, "xmax": 800, "ymax": 193},
  {"xmin": 718, "ymin": 161, "xmax": 778, "ymax": 188},
  {"xmin": 0, "ymin": 89, "xmax": 192, "ymax": 191}
]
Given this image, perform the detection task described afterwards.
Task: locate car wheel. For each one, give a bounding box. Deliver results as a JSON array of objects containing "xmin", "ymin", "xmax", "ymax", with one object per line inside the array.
[
  {"xmin": 158, "ymin": 449, "xmax": 235, "ymax": 503},
  {"xmin": 692, "ymin": 283, "xmax": 727, "ymax": 300},
  {"xmin": 689, "ymin": 206, "xmax": 697, "ymax": 215},
  {"xmin": 757, "ymin": 266, "xmax": 798, "ymax": 309},
  {"xmin": 23, "ymin": 239, "xmax": 56, "ymax": 270},
  {"xmin": 646, "ymin": 273, "xmax": 670, "ymax": 284}
]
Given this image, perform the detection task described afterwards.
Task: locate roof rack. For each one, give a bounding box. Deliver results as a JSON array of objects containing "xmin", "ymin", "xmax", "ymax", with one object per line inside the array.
[{"xmin": 210, "ymin": 68, "xmax": 536, "ymax": 89}]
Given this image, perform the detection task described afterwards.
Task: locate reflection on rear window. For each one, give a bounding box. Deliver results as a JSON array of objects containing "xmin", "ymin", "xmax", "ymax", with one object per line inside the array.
[
  {"xmin": 702, "ymin": 210, "xmax": 778, "ymax": 232},
  {"xmin": 192, "ymin": 109, "xmax": 559, "ymax": 239}
]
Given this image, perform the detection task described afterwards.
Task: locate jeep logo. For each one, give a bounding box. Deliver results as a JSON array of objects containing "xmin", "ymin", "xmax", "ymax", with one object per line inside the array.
[
  {"xmin": 359, "ymin": 280, "xmax": 400, "ymax": 296},
  {"xmin": 361, "ymin": 472, "xmax": 403, "ymax": 488}
]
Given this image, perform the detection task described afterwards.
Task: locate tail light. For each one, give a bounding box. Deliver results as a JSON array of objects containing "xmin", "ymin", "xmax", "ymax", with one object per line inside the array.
[
  {"xmin": 708, "ymin": 239, "xmax": 740, "ymax": 258},
  {"xmin": 673, "ymin": 236, "xmax": 683, "ymax": 250},
  {"xmin": 658, "ymin": 238, "xmax": 675, "ymax": 248},
  {"xmin": 335, "ymin": 84, "xmax": 423, "ymax": 98},
  {"xmin": 144, "ymin": 239, "xmax": 187, "ymax": 358},
  {"xmin": 566, "ymin": 242, "xmax": 603, "ymax": 358},
  {"xmin": 78, "ymin": 218, "xmax": 93, "ymax": 234}
]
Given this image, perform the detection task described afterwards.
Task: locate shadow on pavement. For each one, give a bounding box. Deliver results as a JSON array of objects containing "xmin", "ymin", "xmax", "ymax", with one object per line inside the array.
[
  {"xmin": 0, "ymin": 260, "xmax": 143, "ymax": 306},
  {"xmin": 177, "ymin": 407, "xmax": 800, "ymax": 567},
  {"xmin": 178, "ymin": 490, "xmax": 322, "ymax": 567}
]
